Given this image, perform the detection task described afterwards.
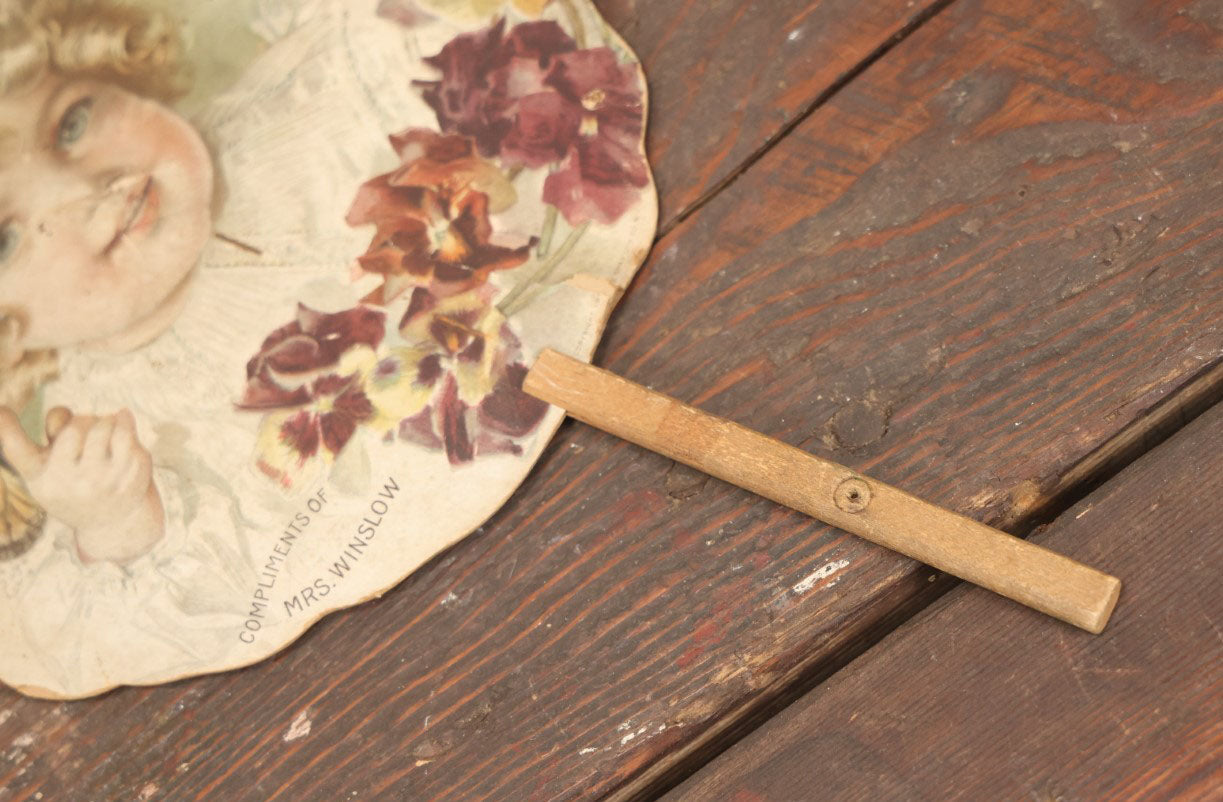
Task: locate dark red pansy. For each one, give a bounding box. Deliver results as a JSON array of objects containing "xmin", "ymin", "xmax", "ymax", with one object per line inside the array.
[{"xmin": 241, "ymin": 305, "xmax": 386, "ymax": 410}]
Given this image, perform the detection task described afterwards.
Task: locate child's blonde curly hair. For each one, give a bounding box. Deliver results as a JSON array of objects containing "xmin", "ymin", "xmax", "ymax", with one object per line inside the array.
[
  {"xmin": 0, "ymin": 0, "xmax": 186, "ymax": 100},
  {"xmin": 0, "ymin": 0, "xmax": 188, "ymax": 558}
]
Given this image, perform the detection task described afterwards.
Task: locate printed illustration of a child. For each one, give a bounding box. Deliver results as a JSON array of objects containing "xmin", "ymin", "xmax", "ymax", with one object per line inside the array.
[
  {"xmin": 0, "ymin": 0, "xmax": 215, "ymax": 564},
  {"xmin": 0, "ymin": 0, "xmax": 430, "ymax": 696}
]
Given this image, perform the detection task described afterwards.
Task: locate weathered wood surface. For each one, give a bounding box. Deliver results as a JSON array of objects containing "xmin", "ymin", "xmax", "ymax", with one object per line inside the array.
[
  {"xmin": 667, "ymin": 400, "xmax": 1223, "ymax": 802},
  {"xmin": 3, "ymin": 0, "xmax": 1223, "ymax": 800},
  {"xmin": 594, "ymin": 0, "xmax": 947, "ymax": 227}
]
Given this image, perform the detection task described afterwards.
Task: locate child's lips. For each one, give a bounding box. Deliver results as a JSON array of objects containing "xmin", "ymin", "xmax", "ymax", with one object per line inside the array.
[{"xmin": 104, "ymin": 177, "xmax": 160, "ymax": 254}]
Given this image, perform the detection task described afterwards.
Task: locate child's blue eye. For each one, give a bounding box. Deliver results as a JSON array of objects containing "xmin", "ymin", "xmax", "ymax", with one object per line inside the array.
[
  {"xmin": 56, "ymin": 98, "xmax": 93, "ymax": 148},
  {"xmin": 0, "ymin": 222, "xmax": 19, "ymax": 265}
]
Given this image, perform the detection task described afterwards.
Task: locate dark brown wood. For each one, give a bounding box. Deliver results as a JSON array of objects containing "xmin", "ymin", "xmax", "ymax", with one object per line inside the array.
[
  {"xmin": 667, "ymin": 400, "xmax": 1223, "ymax": 802},
  {"xmin": 3, "ymin": 1, "xmax": 1223, "ymax": 800},
  {"xmin": 593, "ymin": 0, "xmax": 946, "ymax": 226}
]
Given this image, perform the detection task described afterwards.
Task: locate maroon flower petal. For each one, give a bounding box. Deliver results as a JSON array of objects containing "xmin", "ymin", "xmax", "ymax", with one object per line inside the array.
[
  {"xmin": 416, "ymin": 353, "xmax": 445, "ymax": 387},
  {"xmin": 545, "ymin": 48, "xmax": 642, "ymax": 116},
  {"xmin": 399, "ymin": 407, "xmax": 443, "ymax": 450},
  {"xmin": 280, "ymin": 411, "xmax": 321, "ymax": 461},
  {"xmin": 414, "ymin": 19, "xmax": 577, "ymax": 158},
  {"xmin": 319, "ymin": 387, "xmax": 374, "ymax": 455},
  {"xmin": 415, "ymin": 19, "xmax": 514, "ymax": 156},
  {"xmin": 261, "ymin": 334, "xmax": 324, "ymax": 375},
  {"xmin": 239, "ymin": 372, "xmax": 312, "ymax": 410},
  {"xmin": 302, "ymin": 304, "xmax": 388, "ymax": 355},
  {"xmin": 319, "ymin": 413, "xmax": 358, "ymax": 456},
  {"xmin": 389, "ymin": 128, "xmax": 477, "ymax": 167},
  {"xmin": 437, "ymin": 374, "xmax": 474, "ymax": 464},
  {"xmin": 474, "ymin": 431, "xmax": 524, "ymax": 458},
  {"xmin": 477, "ymin": 362, "xmax": 549, "ymax": 437},
  {"xmin": 346, "ymin": 176, "xmax": 430, "ymax": 228},
  {"xmin": 500, "ymin": 91, "xmax": 581, "ymax": 169},
  {"xmin": 248, "ymin": 305, "xmax": 387, "ymax": 394},
  {"xmin": 577, "ymin": 125, "xmax": 648, "ymax": 188},
  {"xmin": 312, "ymin": 373, "xmax": 355, "ymax": 398},
  {"xmin": 456, "ymin": 333, "xmax": 485, "ymax": 364},
  {"xmin": 503, "ymin": 20, "xmax": 576, "ymax": 64},
  {"xmin": 543, "ymin": 150, "xmax": 644, "ymax": 226},
  {"xmin": 401, "ymin": 287, "xmax": 440, "ymax": 327},
  {"xmin": 334, "ymin": 386, "xmax": 376, "ymax": 424},
  {"xmin": 432, "ymin": 262, "xmax": 476, "ymax": 284}
]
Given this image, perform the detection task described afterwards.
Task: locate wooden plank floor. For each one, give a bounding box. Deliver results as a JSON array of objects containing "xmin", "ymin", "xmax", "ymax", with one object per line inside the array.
[
  {"xmin": 1, "ymin": 1, "xmax": 1221, "ymax": 800},
  {"xmin": 667, "ymin": 400, "xmax": 1223, "ymax": 802},
  {"xmin": 593, "ymin": 0, "xmax": 948, "ymax": 227}
]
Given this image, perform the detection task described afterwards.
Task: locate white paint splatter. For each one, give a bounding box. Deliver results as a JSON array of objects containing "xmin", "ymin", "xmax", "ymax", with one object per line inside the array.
[
  {"xmin": 283, "ymin": 710, "xmax": 313, "ymax": 742},
  {"xmin": 578, "ymin": 747, "xmax": 598, "ymax": 755},
  {"xmin": 12, "ymin": 733, "xmax": 34, "ymax": 748},
  {"xmin": 137, "ymin": 783, "xmax": 159, "ymax": 801},
  {"xmin": 792, "ymin": 559, "xmax": 851, "ymax": 595},
  {"xmin": 440, "ymin": 591, "xmax": 460, "ymax": 607},
  {"xmin": 787, "ymin": 28, "xmax": 804, "ymax": 42},
  {"xmin": 620, "ymin": 724, "xmax": 649, "ymax": 745}
]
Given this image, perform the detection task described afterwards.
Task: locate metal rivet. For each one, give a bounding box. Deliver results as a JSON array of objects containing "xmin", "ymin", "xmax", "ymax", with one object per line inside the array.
[{"xmin": 834, "ymin": 477, "xmax": 871, "ymax": 513}]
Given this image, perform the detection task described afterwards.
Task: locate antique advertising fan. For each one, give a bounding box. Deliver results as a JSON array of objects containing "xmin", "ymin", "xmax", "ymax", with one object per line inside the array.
[
  {"xmin": 0, "ymin": 0, "xmax": 1116, "ymax": 700},
  {"xmin": 0, "ymin": 0, "xmax": 654, "ymax": 698}
]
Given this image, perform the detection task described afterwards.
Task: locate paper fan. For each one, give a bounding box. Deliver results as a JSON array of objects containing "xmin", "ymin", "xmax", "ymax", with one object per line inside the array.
[{"xmin": 0, "ymin": 0, "xmax": 655, "ymax": 698}]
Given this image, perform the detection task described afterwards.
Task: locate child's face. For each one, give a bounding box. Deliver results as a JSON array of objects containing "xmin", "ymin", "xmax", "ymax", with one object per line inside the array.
[{"xmin": 0, "ymin": 72, "xmax": 214, "ymax": 351}]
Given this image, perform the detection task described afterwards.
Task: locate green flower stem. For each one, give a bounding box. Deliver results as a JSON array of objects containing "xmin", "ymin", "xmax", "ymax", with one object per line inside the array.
[
  {"xmin": 498, "ymin": 221, "xmax": 590, "ymax": 318},
  {"xmin": 536, "ymin": 204, "xmax": 559, "ymax": 259}
]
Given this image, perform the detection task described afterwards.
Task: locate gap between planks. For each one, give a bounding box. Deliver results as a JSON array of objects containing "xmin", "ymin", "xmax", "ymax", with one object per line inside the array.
[
  {"xmin": 652, "ymin": 0, "xmax": 961, "ymax": 240},
  {"xmin": 604, "ymin": 358, "xmax": 1223, "ymax": 802}
]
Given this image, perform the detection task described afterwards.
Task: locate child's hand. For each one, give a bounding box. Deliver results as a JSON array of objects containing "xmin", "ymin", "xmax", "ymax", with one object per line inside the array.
[{"xmin": 0, "ymin": 407, "xmax": 165, "ymax": 564}]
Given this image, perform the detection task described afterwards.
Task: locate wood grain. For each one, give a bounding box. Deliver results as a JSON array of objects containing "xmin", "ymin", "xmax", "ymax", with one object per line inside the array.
[
  {"xmin": 526, "ymin": 349, "xmax": 1121, "ymax": 633},
  {"xmin": 593, "ymin": 0, "xmax": 947, "ymax": 226},
  {"xmin": 667, "ymin": 400, "xmax": 1223, "ymax": 802},
  {"xmin": 3, "ymin": 0, "xmax": 1222, "ymax": 800}
]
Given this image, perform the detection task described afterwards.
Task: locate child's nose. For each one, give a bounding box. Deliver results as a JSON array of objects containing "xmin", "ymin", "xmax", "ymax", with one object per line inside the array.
[{"xmin": 31, "ymin": 166, "xmax": 142, "ymax": 252}]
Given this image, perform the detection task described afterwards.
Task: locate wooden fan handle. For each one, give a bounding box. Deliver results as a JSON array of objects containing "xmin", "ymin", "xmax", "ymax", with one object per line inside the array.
[{"xmin": 524, "ymin": 349, "xmax": 1121, "ymax": 634}]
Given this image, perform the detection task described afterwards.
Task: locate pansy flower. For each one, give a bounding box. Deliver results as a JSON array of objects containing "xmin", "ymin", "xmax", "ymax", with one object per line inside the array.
[
  {"xmin": 537, "ymin": 47, "xmax": 649, "ymax": 225},
  {"xmin": 347, "ymin": 129, "xmax": 532, "ymax": 304},
  {"xmin": 415, "ymin": 20, "xmax": 577, "ymax": 157},
  {"xmin": 416, "ymin": 20, "xmax": 648, "ymax": 224},
  {"xmin": 252, "ymin": 352, "xmax": 379, "ymax": 489},
  {"xmin": 240, "ymin": 304, "xmax": 386, "ymax": 410},
  {"xmin": 394, "ymin": 287, "xmax": 548, "ymax": 463}
]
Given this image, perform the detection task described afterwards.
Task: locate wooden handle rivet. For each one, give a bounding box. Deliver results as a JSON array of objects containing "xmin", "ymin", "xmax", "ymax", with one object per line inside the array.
[{"xmin": 834, "ymin": 477, "xmax": 872, "ymax": 513}]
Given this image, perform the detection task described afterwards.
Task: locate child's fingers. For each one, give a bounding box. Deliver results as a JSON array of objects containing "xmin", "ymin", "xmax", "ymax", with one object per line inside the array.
[
  {"xmin": 46, "ymin": 415, "xmax": 93, "ymax": 469},
  {"xmin": 0, "ymin": 407, "xmax": 45, "ymax": 478},
  {"xmin": 117, "ymin": 451, "xmax": 151, "ymax": 496},
  {"xmin": 109, "ymin": 411, "xmax": 137, "ymax": 468},
  {"xmin": 81, "ymin": 415, "xmax": 116, "ymax": 464},
  {"xmin": 45, "ymin": 407, "xmax": 73, "ymax": 441}
]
